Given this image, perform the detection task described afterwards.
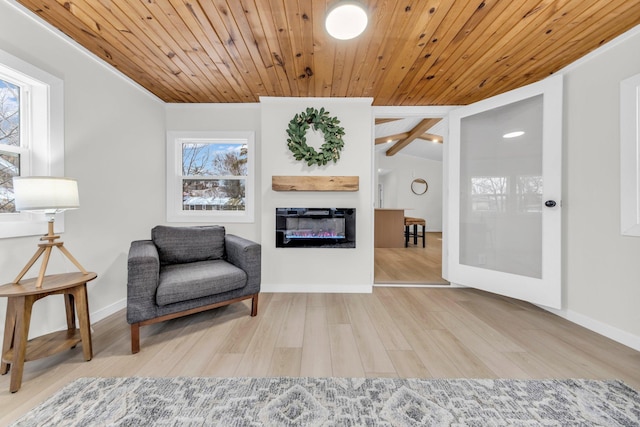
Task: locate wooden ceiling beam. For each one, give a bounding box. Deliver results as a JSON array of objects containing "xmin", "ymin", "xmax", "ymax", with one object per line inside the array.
[
  {"xmin": 420, "ymin": 132, "xmax": 444, "ymax": 144},
  {"xmin": 375, "ymin": 118, "xmax": 403, "ymax": 125},
  {"xmin": 422, "ymin": 133, "xmax": 443, "ymax": 144},
  {"xmin": 386, "ymin": 118, "xmax": 442, "ymax": 156},
  {"xmin": 375, "ymin": 132, "xmax": 409, "ymax": 145},
  {"xmin": 375, "ymin": 132, "xmax": 443, "ymax": 146}
]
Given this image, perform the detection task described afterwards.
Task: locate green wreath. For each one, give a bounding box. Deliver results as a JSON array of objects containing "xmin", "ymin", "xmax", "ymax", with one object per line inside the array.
[{"xmin": 286, "ymin": 107, "xmax": 346, "ymax": 166}]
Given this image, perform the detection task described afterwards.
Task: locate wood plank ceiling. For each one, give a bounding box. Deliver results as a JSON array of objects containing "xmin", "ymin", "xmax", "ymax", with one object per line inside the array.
[{"xmin": 15, "ymin": 0, "xmax": 640, "ymax": 105}]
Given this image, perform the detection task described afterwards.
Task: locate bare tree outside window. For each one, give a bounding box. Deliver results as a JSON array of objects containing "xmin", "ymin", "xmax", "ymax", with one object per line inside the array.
[
  {"xmin": 181, "ymin": 143, "xmax": 247, "ymax": 211},
  {"xmin": 0, "ymin": 78, "xmax": 20, "ymax": 213},
  {"xmin": 0, "ymin": 79, "xmax": 19, "ymax": 146},
  {"xmin": 182, "ymin": 144, "xmax": 211, "ymax": 176}
]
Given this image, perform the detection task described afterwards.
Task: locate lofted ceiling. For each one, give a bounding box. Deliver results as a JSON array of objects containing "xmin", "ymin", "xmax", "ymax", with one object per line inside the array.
[
  {"xmin": 14, "ymin": 0, "xmax": 640, "ymax": 106},
  {"xmin": 375, "ymin": 117, "xmax": 447, "ymax": 161}
]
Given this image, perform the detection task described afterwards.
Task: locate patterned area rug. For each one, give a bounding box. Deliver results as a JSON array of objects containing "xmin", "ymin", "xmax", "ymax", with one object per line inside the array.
[{"xmin": 11, "ymin": 377, "xmax": 640, "ymax": 426}]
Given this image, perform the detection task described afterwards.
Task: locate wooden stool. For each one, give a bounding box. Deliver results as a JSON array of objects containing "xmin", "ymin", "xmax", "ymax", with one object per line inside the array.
[{"xmin": 404, "ymin": 217, "xmax": 426, "ymax": 248}]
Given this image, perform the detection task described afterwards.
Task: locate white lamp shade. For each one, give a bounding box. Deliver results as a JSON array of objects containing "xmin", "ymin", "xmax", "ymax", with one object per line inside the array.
[
  {"xmin": 13, "ymin": 176, "xmax": 80, "ymax": 212},
  {"xmin": 325, "ymin": 2, "xmax": 368, "ymax": 40}
]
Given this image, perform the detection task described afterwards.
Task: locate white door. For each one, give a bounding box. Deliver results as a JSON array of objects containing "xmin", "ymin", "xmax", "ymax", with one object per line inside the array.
[{"xmin": 445, "ymin": 75, "xmax": 562, "ymax": 309}]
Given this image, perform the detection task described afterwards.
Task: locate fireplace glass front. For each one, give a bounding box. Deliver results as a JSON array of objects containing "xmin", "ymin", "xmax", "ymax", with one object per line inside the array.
[{"xmin": 276, "ymin": 208, "xmax": 355, "ymax": 248}]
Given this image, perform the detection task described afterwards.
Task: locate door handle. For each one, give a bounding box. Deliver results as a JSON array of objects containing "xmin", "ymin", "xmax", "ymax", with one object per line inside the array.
[{"xmin": 545, "ymin": 200, "xmax": 557, "ymax": 208}]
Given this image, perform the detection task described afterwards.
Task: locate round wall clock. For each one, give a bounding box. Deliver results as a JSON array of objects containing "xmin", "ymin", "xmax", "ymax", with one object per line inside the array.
[{"xmin": 411, "ymin": 178, "xmax": 428, "ymax": 195}]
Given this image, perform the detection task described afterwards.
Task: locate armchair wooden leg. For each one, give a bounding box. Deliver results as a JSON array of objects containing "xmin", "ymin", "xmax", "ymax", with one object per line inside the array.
[
  {"xmin": 131, "ymin": 323, "xmax": 140, "ymax": 354},
  {"xmin": 251, "ymin": 294, "xmax": 259, "ymax": 317}
]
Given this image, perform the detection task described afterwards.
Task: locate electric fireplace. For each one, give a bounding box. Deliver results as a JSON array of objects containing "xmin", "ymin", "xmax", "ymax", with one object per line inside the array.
[{"xmin": 276, "ymin": 208, "xmax": 356, "ymax": 248}]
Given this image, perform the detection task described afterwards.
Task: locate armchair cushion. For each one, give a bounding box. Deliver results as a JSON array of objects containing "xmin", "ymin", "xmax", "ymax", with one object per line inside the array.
[
  {"xmin": 152, "ymin": 225, "xmax": 225, "ymax": 265},
  {"xmin": 156, "ymin": 259, "xmax": 247, "ymax": 306}
]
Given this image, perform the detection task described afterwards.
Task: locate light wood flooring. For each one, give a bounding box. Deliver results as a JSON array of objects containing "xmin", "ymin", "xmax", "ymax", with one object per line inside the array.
[
  {"xmin": 2, "ymin": 287, "xmax": 640, "ymax": 424},
  {"xmin": 375, "ymin": 232, "xmax": 449, "ymax": 284}
]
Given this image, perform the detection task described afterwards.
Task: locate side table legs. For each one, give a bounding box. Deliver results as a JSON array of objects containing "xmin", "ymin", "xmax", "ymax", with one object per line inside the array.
[
  {"xmin": 72, "ymin": 285, "xmax": 93, "ymax": 361},
  {"xmin": 0, "ymin": 283, "xmax": 93, "ymax": 393},
  {"xmin": 0, "ymin": 298, "xmax": 16, "ymax": 376},
  {"xmin": 1, "ymin": 295, "xmax": 34, "ymax": 392}
]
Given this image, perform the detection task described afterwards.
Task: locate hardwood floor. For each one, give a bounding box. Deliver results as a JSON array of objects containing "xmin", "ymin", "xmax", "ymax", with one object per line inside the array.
[
  {"xmin": 375, "ymin": 231, "xmax": 449, "ymax": 284},
  {"xmin": 2, "ymin": 287, "xmax": 640, "ymax": 424}
]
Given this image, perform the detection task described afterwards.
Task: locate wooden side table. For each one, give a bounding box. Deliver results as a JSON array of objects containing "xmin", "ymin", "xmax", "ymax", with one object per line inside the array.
[{"xmin": 0, "ymin": 271, "xmax": 97, "ymax": 392}]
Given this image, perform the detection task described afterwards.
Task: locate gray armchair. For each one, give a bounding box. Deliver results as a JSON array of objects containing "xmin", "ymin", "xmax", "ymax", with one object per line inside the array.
[{"xmin": 127, "ymin": 225, "xmax": 261, "ymax": 353}]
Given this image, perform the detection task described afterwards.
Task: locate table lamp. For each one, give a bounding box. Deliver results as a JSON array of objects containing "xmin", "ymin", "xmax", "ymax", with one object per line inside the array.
[{"xmin": 12, "ymin": 176, "xmax": 88, "ymax": 288}]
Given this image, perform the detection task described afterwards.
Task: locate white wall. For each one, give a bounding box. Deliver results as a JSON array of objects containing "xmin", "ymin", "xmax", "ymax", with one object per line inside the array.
[
  {"xmin": 165, "ymin": 103, "xmax": 262, "ymax": 240},
  {"xmin": 561, "ymin": 26, "xmax": 640, "ymax": 345},
  {"xmin": 260, "ymin": 97, "xmax": 373, "ymax": 292},
  {"xmin": 376, "ymin": 152, "xmax": 443, "ymax": 231},
  {"xmin": 0, "ymin": 1, "xmax": 165, "ymax": 339},
  {"xmin": 3, "ymin": 0, "xmax": 640, "ymax": 351}
]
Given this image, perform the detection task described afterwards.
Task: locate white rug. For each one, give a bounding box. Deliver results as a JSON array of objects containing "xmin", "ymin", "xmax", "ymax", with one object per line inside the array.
[{"xmin": 11, "ymin": 376, "xmax": 640, "ymax": 426}]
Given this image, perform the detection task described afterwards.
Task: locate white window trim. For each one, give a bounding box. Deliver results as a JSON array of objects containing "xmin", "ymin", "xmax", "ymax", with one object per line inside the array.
[
  {"xmin": 0, "ymin": 48, "xmax": 64, "ymax": 239},
  {"xmin": 166, "ymin": 130, "xmax": 255, "ymax": 223}
]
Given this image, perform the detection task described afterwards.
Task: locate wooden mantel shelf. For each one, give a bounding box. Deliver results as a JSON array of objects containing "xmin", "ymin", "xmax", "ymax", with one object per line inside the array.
[{"xmin": 272, "ymin": 176, "xmax": 359, "ymax": 192}]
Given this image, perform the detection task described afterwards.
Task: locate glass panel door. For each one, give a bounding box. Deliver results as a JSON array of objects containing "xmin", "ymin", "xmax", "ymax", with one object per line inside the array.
[
  {"xmin": 460, "ymin": 95, "xmax": 543, "ymax": 278},
  {"xmin": 446, "ymin": 75, "xmax": 562, "ymax": 308}
]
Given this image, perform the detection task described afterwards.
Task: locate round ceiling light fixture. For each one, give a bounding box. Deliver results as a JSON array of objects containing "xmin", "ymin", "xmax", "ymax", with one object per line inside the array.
[{"xmin": 325, "ymin": 2, "xmax": 368, "ymax": 40}]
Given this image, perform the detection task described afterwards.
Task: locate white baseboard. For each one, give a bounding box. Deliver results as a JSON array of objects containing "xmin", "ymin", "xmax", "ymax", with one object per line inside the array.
[
  {"xmin": 541, "ymin": 306, "xmax": 640, "ymax": 352},
  {"xmin": 29, "ymin": 298, "xmax": 127, "ymax": 339},
  {"xmin": 449, "ymin": 283, "xmax": 640, "ymax": 352},
  {"xmin": 91, "ymin": 298, "xmax": 127, "ymax": 324},
  {"xmin": 262, "ymin": 283, "xmax": 373, "ymax": 293},
  {"xmin": 373, "ymin": 283, "xmax": 458, "ymax": 288}
]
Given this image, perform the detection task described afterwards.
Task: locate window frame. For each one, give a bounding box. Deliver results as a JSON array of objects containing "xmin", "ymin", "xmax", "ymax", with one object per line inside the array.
[
  {"xmin": 166, "ymin": 130, "xmax": 255, "ymax": 223},
  {"xmin": 621, "ymin": 72, "xmax": 640, "ymax": 236},
  {"xmin": 0, "ymin": 48, "xmax": 64, "ymax": 239},
  {"xmin": 1, "ymin": 74, "xmax": 29, "ymax": 214}
]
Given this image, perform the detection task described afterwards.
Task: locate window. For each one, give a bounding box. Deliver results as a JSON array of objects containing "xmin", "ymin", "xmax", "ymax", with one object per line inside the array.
[
  {"xmin": 0, "ymin": 76, "xmax": 23, "ymax": 213},
  {"xmin": 0, "ymin": 48, "xmax": 64, "ymax": 238},
  {"xmin": 167, "ymin": 131, "xmax": 255, "ymax": 223}
]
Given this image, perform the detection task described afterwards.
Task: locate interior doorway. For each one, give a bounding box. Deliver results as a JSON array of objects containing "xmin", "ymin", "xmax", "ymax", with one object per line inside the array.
[
  {"xmin": 373, "ymin": 114, "xmax": 449, "ymax": 285},
  {"xmin": 374, "ymin": 232, "xmax": 447, "ymax": 284}
]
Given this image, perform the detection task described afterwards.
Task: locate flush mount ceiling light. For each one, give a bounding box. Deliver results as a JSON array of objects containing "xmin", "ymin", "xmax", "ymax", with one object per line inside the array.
[
  {"xmin": 325, "ymin": 2, "xmax": 368, "ymax": 40},
  {"xmin": 503, "ymin": 131, "xmax": 525, "ymax": 139}
]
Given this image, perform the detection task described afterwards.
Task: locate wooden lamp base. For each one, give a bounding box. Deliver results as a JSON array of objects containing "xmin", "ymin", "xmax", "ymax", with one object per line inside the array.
[{"xmin": 12, "ymin": 220, "xmax": 88, "ymax": 288}]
